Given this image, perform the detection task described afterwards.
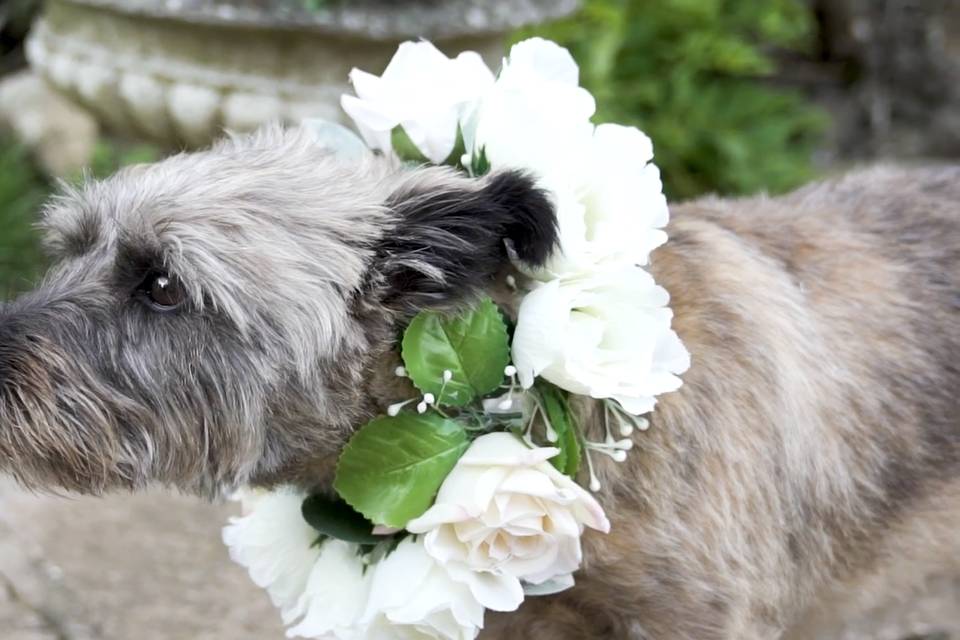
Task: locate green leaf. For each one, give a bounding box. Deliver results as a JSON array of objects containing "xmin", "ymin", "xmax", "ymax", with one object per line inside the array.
[
  {"xmin": 391, "ymin": 124, "xmax": 464, "ymax": 167},
  {"xmin": 301, "ymin": 494, "xmax": 385, "ymax": 545},
  {"xmin": 443, "ymin": 126, "xmax": 466, "ymax": 168},
  {"xmin": 390, "ymin": 126, "xmax": 429, "ymax": 164},
  {"xmin": 470, "ymin": 146, "xmax": 491, "ymax": 177},
  {"xmin": 539, "ymin": 384, "xmax": 582, "ymax": 477},
  {"xmin": 334, "ymin": 414, "xmax": 469, "ymax": 528},
  {"xmin": 402, "ymin": 298, "xmax": 510, "ymax": 407},
  {"xmin": 559, "ymin": 417, "xmax": 582, "ymax": 477}
]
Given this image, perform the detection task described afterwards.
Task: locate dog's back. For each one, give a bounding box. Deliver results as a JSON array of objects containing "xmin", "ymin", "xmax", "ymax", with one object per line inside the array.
[
  {"xmin": 656, "ymin": 166, "xmax": 959, "ymax": 638},
  {"xmin": 487, "ymin": 167, "xmax": 960, "ymax": 639}
]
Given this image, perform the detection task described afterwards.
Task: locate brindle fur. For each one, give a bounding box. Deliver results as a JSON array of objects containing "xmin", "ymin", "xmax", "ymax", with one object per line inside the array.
[{"xmin": 0, "ymin": 126, "xmax": 957, "ymax": 639}]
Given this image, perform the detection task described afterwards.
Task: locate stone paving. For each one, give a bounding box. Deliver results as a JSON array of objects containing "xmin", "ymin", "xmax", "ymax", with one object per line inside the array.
[{"xmin": 0, "ymin": 479, "xmax": 283, "ymax": 640}]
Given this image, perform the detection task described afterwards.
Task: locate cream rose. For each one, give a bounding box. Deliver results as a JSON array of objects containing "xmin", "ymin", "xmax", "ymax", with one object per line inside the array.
[{"xmin": 405, "ymin": 433, "xmax": 610, "ymax": 596}]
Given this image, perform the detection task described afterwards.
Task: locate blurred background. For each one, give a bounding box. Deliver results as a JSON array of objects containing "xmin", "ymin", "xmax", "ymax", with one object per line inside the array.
[
  {"xmin": 3, "ymin": 0, "xmax": 960, "ymax": 295},
  {"xmin": 0, "ymin": 1, "xmax": 959, "ymax": 639}
]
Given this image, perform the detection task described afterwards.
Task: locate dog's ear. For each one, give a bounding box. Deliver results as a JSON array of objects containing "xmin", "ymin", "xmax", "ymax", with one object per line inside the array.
[{"xmin": 375, "ymin": 169, "xmax": 558, "ymax": 314}]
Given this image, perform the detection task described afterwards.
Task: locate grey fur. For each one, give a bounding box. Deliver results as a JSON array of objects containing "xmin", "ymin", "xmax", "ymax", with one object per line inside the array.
[
  {"xmin": 1, "ymin": 125, "xmax": 959, "ymax": 640},
  {"xmin": 0, "ymin": 125, "xmax": 546, "ymax": 496}
]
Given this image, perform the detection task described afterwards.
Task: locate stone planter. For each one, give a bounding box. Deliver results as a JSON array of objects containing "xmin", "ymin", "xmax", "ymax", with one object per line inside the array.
[{"xmin": 26, "ymin": 0, "xmax": 577, "ymax": 148}]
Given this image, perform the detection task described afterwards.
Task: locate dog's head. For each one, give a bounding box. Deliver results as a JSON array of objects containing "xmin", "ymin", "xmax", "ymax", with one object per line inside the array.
[{"xmin": 0, "ymin": 126, "xmax": 557, "ymax": 496}]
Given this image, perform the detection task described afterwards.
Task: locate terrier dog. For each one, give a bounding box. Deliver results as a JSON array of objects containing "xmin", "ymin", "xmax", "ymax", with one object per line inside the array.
[{"xmin": 0, "ymin": 125, "xmax": 958, "ymax": 639}]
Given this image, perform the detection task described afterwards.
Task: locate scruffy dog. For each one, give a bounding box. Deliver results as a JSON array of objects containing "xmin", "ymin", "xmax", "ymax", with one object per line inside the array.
[{"xmin": 0, "ymin": 125, "xmax": 958, "ymax": 640}]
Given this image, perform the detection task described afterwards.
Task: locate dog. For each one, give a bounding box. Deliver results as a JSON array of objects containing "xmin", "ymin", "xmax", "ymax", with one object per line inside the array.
[{"xmin": 0, "ymin": 125, "xmax": 957, "ymax": 639}]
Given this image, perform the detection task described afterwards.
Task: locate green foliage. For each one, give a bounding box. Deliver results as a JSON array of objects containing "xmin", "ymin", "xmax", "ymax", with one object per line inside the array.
[
  {"xmin": 87, "ymin": 141, "xmax": 160, "ymax": 179},
  {"xmin": 301, "ymin": 494, "xmax": 384, "ymax": 544},
  {"xmin": 391, "ymin": 126, "xmax": 430, "ymax": 164},
  {"xmin": 522, "ymin": 0, "xmax": 826, "ymax": 199},
  {"xmin": 537, "ymin": 383, "xmax": 581, "ymax": 477},
  {"xmin": 391, "ymin": 125, "xmax": 466, "ymax": 167},
  {"xmin": 0, "ymin": 0, "xmax": 42, "ymax": 42},
  {"xmin": 0, "ymin": 138, "xmax": 49, "ymax": 297},
  {"xmin": 402, "ymin": 298, "xmax": 510, "ymax": 407},
  {"xmin": 333, "ymin": 298, "xmax": 519, "ymax": 527},
  {"xmin": 299, "ymin": 0, "xmax": 341, "ymax": 11},
  {"xmin": 0, "ymin": 137, "xmax": 161, "ymax": 299},
  {"xmin": 334, "ymin": 413, "xmax": 470, "ymax": 528}
]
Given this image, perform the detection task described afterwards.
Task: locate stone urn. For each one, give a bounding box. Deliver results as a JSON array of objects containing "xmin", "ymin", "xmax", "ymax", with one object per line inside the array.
[{"xmin": 25, "ymin": 0, "xmax": 577, "ymax": 148}]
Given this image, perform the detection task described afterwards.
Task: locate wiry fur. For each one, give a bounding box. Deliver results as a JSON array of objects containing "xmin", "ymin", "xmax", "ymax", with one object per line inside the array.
[
  {"xmin": 377, "ymin": 167, "xmax": 556, "ymax": 313},
  {"xmin": 0, "ymin": 125, "xmax": 958, "ymax": 638},
  {"xmin": 486, "ymin": 166, "xmax": 960, "ymax": 639},
  {"xmin": 0, "ymin": 125, "xmax": 557, "ymax": 496}
]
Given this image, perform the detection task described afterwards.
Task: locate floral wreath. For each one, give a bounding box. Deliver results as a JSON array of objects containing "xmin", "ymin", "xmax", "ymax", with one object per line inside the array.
[{"xmin": 223, "ymin": 38, "xmax": 689, "ymax": 640}]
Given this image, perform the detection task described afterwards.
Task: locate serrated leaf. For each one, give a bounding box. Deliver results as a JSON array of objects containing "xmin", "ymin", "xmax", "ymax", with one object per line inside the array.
[
  {"xmin": 402, "ymin": 298, "xmax": 510, "ymax": 407},
  {"xmin": 334, "ymin": 414, "xmax": 469, "ymax": 528},
  {"xmin": 301, "ymin": 494, "xmax": 384, "ymax": 544},
  {"xmin": 390, "ymin": 126, "xmax": 429, "ymax": 164},
  {"xmin": 539, "ymin": 384, "xmax": 582, "ymax": 477}
]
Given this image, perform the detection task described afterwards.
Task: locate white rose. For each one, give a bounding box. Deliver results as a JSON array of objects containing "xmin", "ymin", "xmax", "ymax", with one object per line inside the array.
[
  {"xmin": 406, "ymin": 433, "xmax": 610, "ymax": 597},
  {"xmin": 361, "ymin": 538, "xmax": 486, "ymax": 640},
  {"xmin": 466, "ymin": 41, "xmax": 667, "ymax": 278},
  {"xmin": 510, "ymin": 123, "xmax": 668, "ymax": 281},
  {"xmin": 222, "ymin": 488, "xmax": 323, "ymax": 625},
  {"xmin": 341, "ymin": 41, "xmax": 494, "ymax": 163},
  {"xmin": 286, "ymin": 540, "xmax": 372, "ymax": 639},
  {"xmin": 553, "ymin": 124, "xmax": 669, "ymax": 273},
  {"xmin": 467, "ymin": 38, "xmax": 595, "ymax": 185},
  {"xmin": 511, "ymin": 267, "xmax": 690, "ymax": 414}
]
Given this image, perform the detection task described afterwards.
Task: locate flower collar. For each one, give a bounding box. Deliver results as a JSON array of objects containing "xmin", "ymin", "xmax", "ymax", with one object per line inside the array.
[{"xmin": 224, "ymin": 37, "xmax": 689, "ymax": 640}]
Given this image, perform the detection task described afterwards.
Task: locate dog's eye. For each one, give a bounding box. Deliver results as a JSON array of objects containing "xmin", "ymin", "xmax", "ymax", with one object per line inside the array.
[{"xmin": 138, "ymin": 272, "xmax": 186, "ymax": 310}]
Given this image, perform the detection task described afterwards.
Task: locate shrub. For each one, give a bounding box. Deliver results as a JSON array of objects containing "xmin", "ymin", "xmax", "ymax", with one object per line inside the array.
[
  {"xmin": 0, "ymin": 138, "xmax": 48, "ymax": 296},
  {"xmin": 523, "ymin": 0, "xmax": 827, "ymax": 199}
]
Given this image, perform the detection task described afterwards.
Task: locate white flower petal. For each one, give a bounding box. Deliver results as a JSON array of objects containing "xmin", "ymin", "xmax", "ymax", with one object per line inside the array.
[
  {"xmin": 458, "ymin": 433, "xmax": 558, "ymax": 467},
  {"xmin": 221, "ymin": 488, "xmax": 322, "ymax": 623},
  {"xmin": 341, "ymin": 40, "xmax": 493, "ymax": 162},
  {"xmin": 512, "ymin": 264, "xmax": 688, "ymax": 409},
  {"xmin": 286, "ymin": 541, "xmax": 371, "ymax": 638},
  {"xmin": 340, "ymin": 94, "xmax": 394, "ymax": 152},
  {"xmin": 446, "ymin": 563, "xmax": 524, "ymax": 613},
  {"xmin": 505, "ymin": 37, "xmax": 581, "ymax": 86},
  {"xmin": 407, "ymin": 502, "xmax": 473, "ymax": 533},
  {"xmin": 365, "ymin": 539, "xmax": 485, "ymax": 640},
  {"xmin": 511, "ymin": 280, "xmax": 571, "ymax": 387},
  {"xmin": 497, "ymin": 468, "xmax": 568, "ymax": 499},
  {"xmin": 412, "ymin": 434, "xmax": 609, "ymax": 596},
  {"xmin": 523, "ymin": 573, "xmax": 575, "ymax": 597}
]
